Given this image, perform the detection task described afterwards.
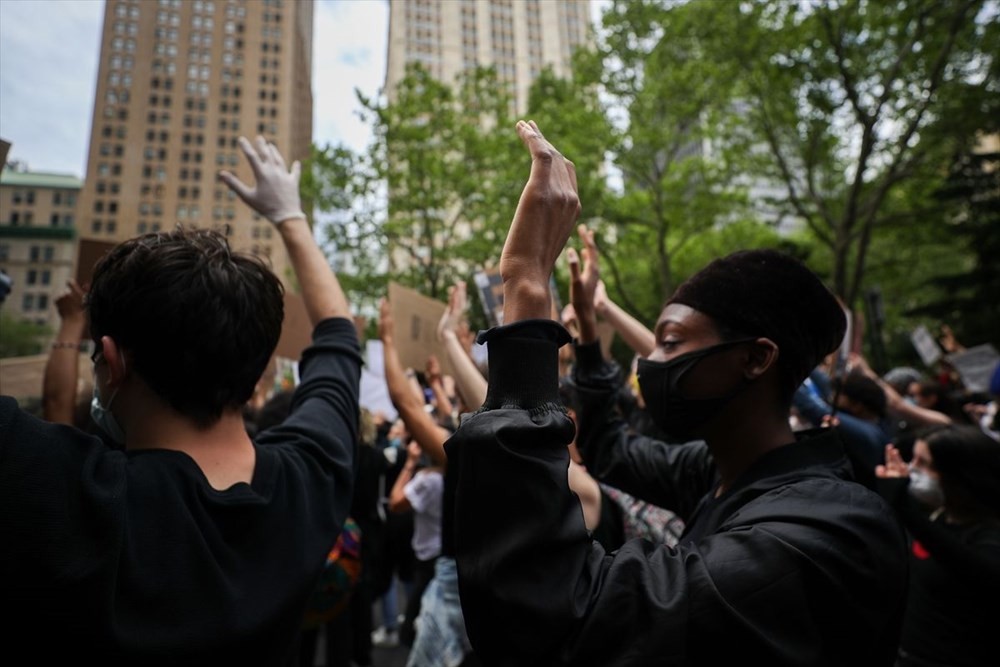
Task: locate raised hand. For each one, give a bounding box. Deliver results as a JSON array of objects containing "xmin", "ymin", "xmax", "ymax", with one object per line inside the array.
[
  {"xmin": 437, "ymin": 281, "xmax": 468, "ymax": 342},
  {"xmin": 55, "ymin": 279, "xmax": 87, "ymax": 326},
  {"xmin": 568, "ymin": 224, "xmax": 600, "ymax": 343},
  {"xmin": 218, "ymin": 136, "xmax": 306, "ymax": 225},
  {"xmin": 378, "ymin": 297, "xmax": 394, "ymax": 344},
  {"xmin": 499, "ymin": 121, "xmax": 580, "ymax": 323},
  {"xmin": 875, "ymin": 444, "xmax": 909, "ymax": 479}
]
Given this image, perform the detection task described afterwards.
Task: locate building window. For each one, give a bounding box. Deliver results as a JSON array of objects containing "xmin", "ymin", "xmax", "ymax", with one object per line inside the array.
[
  {"xmin": 38, "ymin": 294, "xmax": 49, "ymax": 311},
  {"xmin": 43, "ymin": 247, "xmax": 54, "ymax": 262},
  {"xmin": 27, "ymin": 269, "xmax": 37, "ymax": 285},
  {"xmin": 41, "ymin": 270, "xmax": 51, "ymax": 285},
  {"xmin": 22, "ymin": 294, "xmax": 34, "ymax": 311}
]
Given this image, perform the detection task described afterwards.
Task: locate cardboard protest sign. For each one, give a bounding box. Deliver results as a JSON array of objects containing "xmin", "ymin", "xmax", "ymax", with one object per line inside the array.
[
  {"xmin": 387, "ymin": 282, "xmax": 455, "ymax": 378},
  {"xmin": 945, "ymin": 344, "xmax": 1000, "ymax": 394},
  {"xmin": 910, "ymin": 325, "xmax": 943, "ymax": 367},
  {"xmin": 75, "ymin": 239, "xmax": 118, "ymax": 287},
  {"xmin": 274, "ymin": 291, "xmax": 312, "ymax": 362}
]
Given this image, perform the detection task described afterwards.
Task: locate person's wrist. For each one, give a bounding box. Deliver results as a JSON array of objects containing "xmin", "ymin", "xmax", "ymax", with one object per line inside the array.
[
  {"xmin": 50, "ymin": 340, "xmax": 85, "ymax": 351},
  {"xmin": 269, "ymin": 210, "xmax": 307, "ymax": 226},
  {"xmin": 502, "ymin": 278, "xmax": 551, "ymax": 323}
]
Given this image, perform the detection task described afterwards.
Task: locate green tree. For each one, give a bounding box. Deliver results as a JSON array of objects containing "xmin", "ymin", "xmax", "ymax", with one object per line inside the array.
[
  {"xmin": 0, "ymin": 312, "xmax": 51, "ymax": 358},
  {"xmin": 713, "ymin": 0, "xmax": 998, "ymax": 309},
  {"xmin": 305, "ymin": 63, "xmax": 523, "ymax": 310},
  {"xmin": 601, "ymin": 1, "xmax": 774, "ymax": 320}
]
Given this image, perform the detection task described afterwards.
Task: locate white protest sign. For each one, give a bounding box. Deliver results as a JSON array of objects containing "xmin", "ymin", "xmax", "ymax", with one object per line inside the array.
[
  {"xmin": 910, "ymin": 325, "xmax": 942, "ymax": 367},
  {"xmin": 945, "ymin": 344, "xmax": 1000, "ymax": 394}
]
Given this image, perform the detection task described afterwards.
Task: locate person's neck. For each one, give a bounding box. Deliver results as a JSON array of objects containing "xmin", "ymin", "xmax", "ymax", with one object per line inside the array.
[
  {"xmin": 702, "ymin": 403, "xmax": 796, "ymax": 497},
  {"xmin": 125, "ymin": 403, "xmax": 256, "ymax": 491}
]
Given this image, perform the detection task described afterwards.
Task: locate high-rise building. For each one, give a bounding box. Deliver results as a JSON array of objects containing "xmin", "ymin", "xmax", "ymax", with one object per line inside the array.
[
  {"xmin": 385, "ymin": 0, "xmax": 592, "ymax": 111},
  {"xmin": 75, "ymin": 0, "xmax": 314, "ymax": 285},
  {"xmin": 0, "ymin": 168, "xmax": 82, "ymax": 329}
]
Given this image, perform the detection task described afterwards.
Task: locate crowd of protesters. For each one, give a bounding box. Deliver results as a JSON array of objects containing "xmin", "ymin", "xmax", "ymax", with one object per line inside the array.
[{"xmin": 2, "ymin": 125, "xmax": 999, "ymax": 667}]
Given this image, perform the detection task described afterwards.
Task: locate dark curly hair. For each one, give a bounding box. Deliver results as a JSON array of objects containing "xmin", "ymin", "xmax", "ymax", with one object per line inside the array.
[{"xmin": 87, "ymin": 228, "xmax": 284, "ymax": 427}]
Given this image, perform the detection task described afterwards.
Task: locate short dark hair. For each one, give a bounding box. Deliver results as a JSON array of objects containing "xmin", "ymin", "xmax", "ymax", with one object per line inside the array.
[
  {"xmin": 87, "ymin": 228, "xmax": 284, "ymax": 427},
  {"xmin": 667, "ymin": 249, "xmax": 846, "ymax": 405}
]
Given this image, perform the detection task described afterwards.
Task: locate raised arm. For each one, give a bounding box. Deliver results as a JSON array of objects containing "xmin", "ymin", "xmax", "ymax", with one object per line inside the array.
[
  {"xmin": 436, "ymin": 280, "xmax": 487, "ymax": 409},
  {"xmin": 219, "ymin": 135, "xmax": 350, "ymax": 325},
  {"xmin": 424, "ymin": 354, "xmax": 454, "ymax": 423},
  {"xmin": 379, "ymin": 298, "xmax": 449, "ymax": 466},
  {"xmin": 388, "ymin": 440, "xmax": 422, "ymax": 513},
  {"xmin": 498, "ymin": 120, "xmax": 581, "ymax": 324},
  {"xmin": 850, "ymin": 352, "xmax": 951, "ymax": 427},
  {"xmin": 568, "ymin": 225, "xmax": 654, "ymax": 357},
  {"xmin": 42, "ymin": 280, "xmax": 88, "ymax": 425}
]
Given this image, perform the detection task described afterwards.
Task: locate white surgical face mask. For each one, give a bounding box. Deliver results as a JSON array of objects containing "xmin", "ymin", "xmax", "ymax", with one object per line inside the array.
[
  {"xmin": 908, "ymin": 468, "xmax": 944, "ymax": 508},
  {"xmin": 90, "ymin": 349, "xmax": 127, "ymax": 444}
]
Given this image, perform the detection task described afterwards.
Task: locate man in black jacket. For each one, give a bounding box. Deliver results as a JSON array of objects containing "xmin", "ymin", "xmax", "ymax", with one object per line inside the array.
[{"xmin": 446, "ymin": 121, "xmax": 909, "ymax": 666}]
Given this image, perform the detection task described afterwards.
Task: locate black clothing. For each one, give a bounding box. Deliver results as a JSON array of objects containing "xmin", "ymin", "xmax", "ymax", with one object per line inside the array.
[
  {"xmin": 446, "ymin": 320, "xmax": 909, "ymax": 667},
  {"xmin": 879, "ymin": 479, "xmax": 1000, "ymax": 666},
  {"xmin": 0, "ymin": 317, "xmax": 361, "ymax": 664}
]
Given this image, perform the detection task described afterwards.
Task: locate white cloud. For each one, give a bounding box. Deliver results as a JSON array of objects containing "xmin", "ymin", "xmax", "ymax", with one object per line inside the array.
[
  {"xmin": 0, "ymin": 0, "xmax": 103, "ymax": 176},
  {"xmin": 0, "ymin": 0, "xmax": 387, "ymax": 176},
  {"xmin": 312, "ymin": 0, "xmax": 388, "ymax": 154}
]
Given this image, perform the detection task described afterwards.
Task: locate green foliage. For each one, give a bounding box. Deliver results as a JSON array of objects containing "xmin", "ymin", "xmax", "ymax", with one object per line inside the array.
[
  {"xmin": 0, "ymin": 313, "xmax": 51, "ymax": 358},
  {"xmin": 305, "ymin": 0, "xmax": 997, "ymax": 361},
  {"xmin": 705, "ymin": 0, "xmax": 997, "ymax": 310}
]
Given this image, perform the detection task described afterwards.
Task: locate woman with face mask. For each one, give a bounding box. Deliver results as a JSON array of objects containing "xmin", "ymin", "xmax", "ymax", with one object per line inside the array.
[{"xmin": 875, "ymin": 425, "xmax": 1000, "ymax": 667}]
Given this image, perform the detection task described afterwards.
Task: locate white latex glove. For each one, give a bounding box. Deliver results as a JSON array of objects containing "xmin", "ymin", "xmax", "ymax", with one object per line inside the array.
[{"xmin": 218, "ymin": 135, "xmax": 305, "ymax": 225}]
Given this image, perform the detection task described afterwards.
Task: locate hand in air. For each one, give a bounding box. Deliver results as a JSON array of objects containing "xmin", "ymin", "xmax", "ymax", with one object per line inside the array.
[
  {"xmin": 499, "ymin": 121, "xmax": 581, "ymax": 292},
  {"xmin": 218, "ymin": 136, "xmax": 306, "ymax": 225}
]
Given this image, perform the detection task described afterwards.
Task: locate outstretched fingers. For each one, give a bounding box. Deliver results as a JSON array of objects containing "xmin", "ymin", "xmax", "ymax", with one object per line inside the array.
[{"xmin": 217, "ymin": 170, "xmax": 252, "ymax": 201}]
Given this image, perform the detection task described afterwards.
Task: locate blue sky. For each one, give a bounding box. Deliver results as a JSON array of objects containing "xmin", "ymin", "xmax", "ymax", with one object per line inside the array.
[{"xmin": 0, "ymin": 0, "xmax": 389, "ymax": 177}]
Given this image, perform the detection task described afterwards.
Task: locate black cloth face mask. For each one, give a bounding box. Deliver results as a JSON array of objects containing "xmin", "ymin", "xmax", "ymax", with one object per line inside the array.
[{"xmin": 636, "ymin": 338, "xmax": 757, "ymax": 441}]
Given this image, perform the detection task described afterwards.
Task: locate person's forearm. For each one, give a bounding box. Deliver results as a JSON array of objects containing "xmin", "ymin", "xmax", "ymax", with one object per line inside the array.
[
  {"xmin": 383, "ymin": 339, "xmax": 448, "ymax": 464},
  {"xmin": 389, "ymin": 461, "xmax": 417, "ymax": 512},
  {"xmin": 599, "ymin": 299, "xmax": 655, "ymax": 358},
  {"xmin": 428, "ymin": 376, "xmax": 453, "ymax": 421},
  {"xmin": 278, "ymin": 218, "xmax": 350, "ymax": 325},
  {"xmin": 441, "ymin": 330, "xmax": 487, "ymax": 409},
  {"xmin": 42, "ymin": 318, "xmax": 87, "ymax": 425}
]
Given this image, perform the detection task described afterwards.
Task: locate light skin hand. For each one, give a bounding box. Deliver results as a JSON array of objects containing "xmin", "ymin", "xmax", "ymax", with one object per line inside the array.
[
  {"xmin": 499, "ymin": 120, "xmax": 581, "ymax": 323},
  {"xmin": 426, "ymin": 355, "xmax": 442, "ymax": 382},
  {"xmin": 55, "ymin": 279, "xmax": 87, "ymax": 326},
  {"xmin": 378, "ymin": 298, "xmax": 394, "ymax": 344},
  {"xmin": 875, "ymin": 444, "xmax": 909, "ymax": 479},
  {"xmin": 437, "ymin": 281, "xmax": 468, "ymax": 342}
]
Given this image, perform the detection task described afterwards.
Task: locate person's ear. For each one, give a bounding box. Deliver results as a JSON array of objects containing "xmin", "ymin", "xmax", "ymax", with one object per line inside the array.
[
  {"xmin": 744, "ymin": 338, "xmax": 779, "ymax": 380},
  {"xmin": 100, "ymin": 335, "xmax": 128, "ymax": 388}
]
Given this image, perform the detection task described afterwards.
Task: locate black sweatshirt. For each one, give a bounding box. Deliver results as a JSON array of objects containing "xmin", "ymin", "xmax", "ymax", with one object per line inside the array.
[{"xmin": 0, "ymin": 317, "xmax": 361, "ymax": 665}]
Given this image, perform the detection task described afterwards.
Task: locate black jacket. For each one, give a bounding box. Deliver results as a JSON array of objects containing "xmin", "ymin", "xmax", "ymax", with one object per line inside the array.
[{"xmin": 446, "ymin": 320, "xmax": 909, "ymax": 666}]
